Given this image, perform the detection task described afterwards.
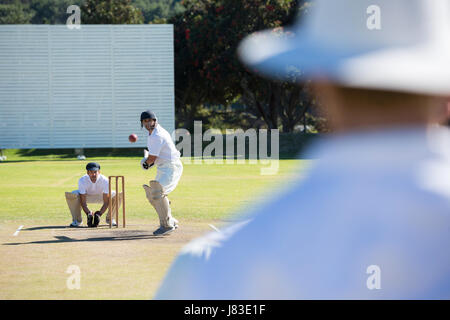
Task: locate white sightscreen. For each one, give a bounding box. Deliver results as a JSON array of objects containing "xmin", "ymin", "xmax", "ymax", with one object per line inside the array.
[{"xmin": 0, "ymin": 25, "xmax": 174, "ymax": 149}]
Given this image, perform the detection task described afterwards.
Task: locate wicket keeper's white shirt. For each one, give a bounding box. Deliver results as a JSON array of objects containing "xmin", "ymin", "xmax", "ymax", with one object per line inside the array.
[
  {"xmin": 78, "ymin": 174, "xmax": 109, "ymax": 195},
  {"xmin": 147, "ymin": 124, "xmax": 181, "ymax": 166}
]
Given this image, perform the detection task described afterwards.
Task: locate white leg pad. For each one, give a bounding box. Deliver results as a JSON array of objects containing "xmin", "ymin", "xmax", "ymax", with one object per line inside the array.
[
  {"xmin": 143, "ymin": 184, "xmax": 164, "ymax": 226},
  {"xmin": 144, "ymin": 180, "xmax": 177, "ymax": 228}
]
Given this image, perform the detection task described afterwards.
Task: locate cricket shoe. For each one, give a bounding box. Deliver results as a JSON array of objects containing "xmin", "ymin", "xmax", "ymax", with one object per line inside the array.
[
  {"xmin": 93, "ymin": 213, "xmax": 100, "ymax": 227},
  {"xmin": 69, "ymin": 220, "xmax": 82, "ymax": 228},
  {"xmin": 106, "ymin": 217, "xmax": 117, "ymax": 227},
  {"xmin": 87, "ymin": 214, "xmax": 94, "ymax": 227},
  {"xmin": 153, "ymin": 225, "xmax": 177, "ymax": 236}
]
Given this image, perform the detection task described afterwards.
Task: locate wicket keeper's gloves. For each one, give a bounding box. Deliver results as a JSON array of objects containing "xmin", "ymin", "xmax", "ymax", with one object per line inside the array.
[{"xmin": 93, "ymin": 212, "xmax": 100, "ymax": 227}]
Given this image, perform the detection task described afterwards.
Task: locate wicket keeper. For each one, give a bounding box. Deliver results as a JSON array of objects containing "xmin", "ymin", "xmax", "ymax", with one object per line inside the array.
[
  {"xmin": 65, "ymin": 162, "xmax": 121, "ymax": 228},
  {"xmin": 140, "ymin": 110, "xmax": 183, "ymax": 235}
]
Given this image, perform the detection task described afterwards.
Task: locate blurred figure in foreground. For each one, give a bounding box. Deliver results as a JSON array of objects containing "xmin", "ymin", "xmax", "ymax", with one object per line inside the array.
[{"xmin": 155, "ymin": 0, "xmax": 450, "ymax": 299}]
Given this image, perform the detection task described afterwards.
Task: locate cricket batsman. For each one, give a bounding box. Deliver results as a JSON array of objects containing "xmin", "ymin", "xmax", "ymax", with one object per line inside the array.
[{"xmin": 140, "ymin": 110, "xmax": 183, "ymax": 235}]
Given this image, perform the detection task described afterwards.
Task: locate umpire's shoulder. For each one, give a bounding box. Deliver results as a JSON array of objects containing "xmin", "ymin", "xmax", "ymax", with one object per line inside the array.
[{"xmin": 179, "ymin": 219, "xmax": 252, "ymax": 261}]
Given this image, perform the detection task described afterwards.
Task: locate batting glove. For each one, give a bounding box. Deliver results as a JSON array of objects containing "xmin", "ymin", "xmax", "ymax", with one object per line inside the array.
[
  {"xmin": 141, "ymin": 149, "xmax": 155, "ymax": 170},
  {"xmin": 141, "ymin": 158, "xmax": 154, "ymax": 170},
  {"xmin": 141, "ymin": 157, "xmax": 149, "ymax": 170}
]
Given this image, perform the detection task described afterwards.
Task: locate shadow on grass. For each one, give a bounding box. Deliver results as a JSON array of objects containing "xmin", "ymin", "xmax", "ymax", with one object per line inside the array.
[
  {"xmin": 1, "ymin": 154, "xmax": 316, "ymax": 164},
  {"xmin": 0, "ymin": 148, "xmax": 144, "ymax": 163},
  {"xmin": 24, "ymin": 226, "xmax": 69, "ymax": 231},
  {"xmin": 1, "ymin": 134, "xmax": 323, "ymax": 162},
  {"xmin": 17, "ymin": 148, "xmax": 144, "ymax": 158},
  {"xmin": 3, "ymin": 232, "xmax": 163, "ymax": 246}
]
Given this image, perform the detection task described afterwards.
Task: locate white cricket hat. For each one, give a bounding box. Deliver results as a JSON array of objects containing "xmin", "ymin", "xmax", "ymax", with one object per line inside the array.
[{"xmin": 238, "ymin": 0, "xmax": 450, "ymax": 96}]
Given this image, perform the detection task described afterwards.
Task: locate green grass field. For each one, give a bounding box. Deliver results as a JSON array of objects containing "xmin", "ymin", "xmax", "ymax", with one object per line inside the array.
[{"xmin": 0, "ymin": 155, "xmax": 310, "ymax": 299}]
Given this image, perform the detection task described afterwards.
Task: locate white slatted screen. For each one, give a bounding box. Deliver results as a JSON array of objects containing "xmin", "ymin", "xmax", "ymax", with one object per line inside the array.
[{"xmin": 0, "ymin": 25, "xmax": 174, "ymax": 149}]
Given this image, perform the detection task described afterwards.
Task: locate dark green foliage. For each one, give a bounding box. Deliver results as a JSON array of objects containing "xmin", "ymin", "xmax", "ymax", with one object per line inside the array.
[
  {"xmin": 0, "ymin": 1, "xmax": 34, "ymax": 24},
  {"xmin": 0, "ymin": 0, "xmax": 169, "ymax": 24},
  {"xmin": 133, "ymin": 0, "xmax": 185, "ymax": 24},
  {"xmin": 81, "ymin": 0, "xmax": 144, "ymax": 24},
  {"xmin": 170, "ymin": 0, "xmax": 326, "ymax": 132},
  {"xmin": 29, "ymin": 0, "xmax": 84, "ymax": 24}
]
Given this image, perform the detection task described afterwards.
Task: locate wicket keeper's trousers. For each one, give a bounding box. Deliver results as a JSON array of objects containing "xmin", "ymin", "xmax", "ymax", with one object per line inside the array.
[{"xmin": 64, "ymin": 190, "xmax": 123, "ymax": 223}]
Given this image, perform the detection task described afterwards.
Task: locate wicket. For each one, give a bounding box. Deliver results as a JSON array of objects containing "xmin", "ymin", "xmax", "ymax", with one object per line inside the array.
[{"xmin": 108, "ymin": 176, "xmax": 125, "ymax": 228}]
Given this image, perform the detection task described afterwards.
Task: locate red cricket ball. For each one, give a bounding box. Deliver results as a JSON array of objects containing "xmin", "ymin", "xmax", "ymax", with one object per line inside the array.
[{"xmin": 129, "ymin": 134, "xmax": 138, "ymax": 143}]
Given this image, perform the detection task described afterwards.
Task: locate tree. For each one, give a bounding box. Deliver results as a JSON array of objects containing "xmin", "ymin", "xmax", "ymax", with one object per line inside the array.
[
  {"xmin": 0, "ymin": 0, "xmax": 85, "ymax": 25},
  {"xmin": 29, "ymin": 0, "xmax": 84, "ymax": 24},
  {"xmin": 81, "ymin": 0, "xmax": 144, "ymax": 24},
  {"xmin": 0, "ymin": 0, "xmax": 180, "ymax": 25},
  {"xmin": 133, "ymin": 0, "xmax": 185, "ymax": 24},
  {"xmin": 170, "ymin": 0, "xmax": 320, "ymax": 132},
  {"xmin": 0, "ymin": 2, "xmax": 34, "ymax": 24}
]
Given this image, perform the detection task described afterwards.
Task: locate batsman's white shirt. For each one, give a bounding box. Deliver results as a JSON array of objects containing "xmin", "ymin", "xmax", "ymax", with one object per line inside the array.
[
  {"xmin": 155, "ymin": 126, "xmax": 450, "ymax": 299},
  {"xmin": 78, "ymin": 174, "xmax": 109, "ymax": 195},
  {"xmin": 147, "ymin": 124, "xmax": 180, "ymax": 164},
  {"xmin": 147, "ymin": 124, "xmax": 183, "ymax": 194}
]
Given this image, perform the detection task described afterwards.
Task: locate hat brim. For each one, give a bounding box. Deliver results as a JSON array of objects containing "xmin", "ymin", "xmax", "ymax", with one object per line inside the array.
[{"xmin": 238, "ymin": 28, "xmax": 450, "ymax": 96}]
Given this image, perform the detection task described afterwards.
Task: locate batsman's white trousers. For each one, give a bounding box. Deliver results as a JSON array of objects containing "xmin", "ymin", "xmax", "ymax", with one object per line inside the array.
[{"xmin": 155, "ymin": 159, "xmax": 183, "ymax": 194}]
